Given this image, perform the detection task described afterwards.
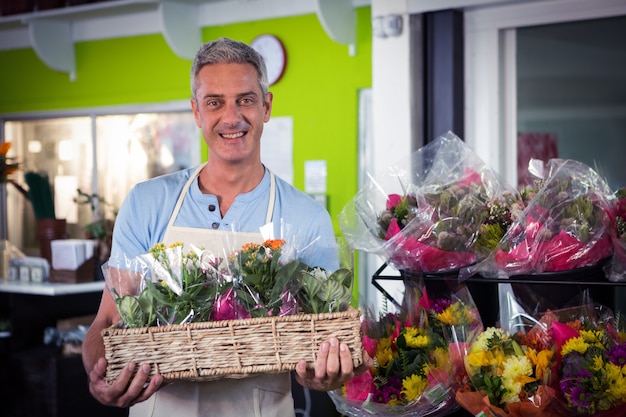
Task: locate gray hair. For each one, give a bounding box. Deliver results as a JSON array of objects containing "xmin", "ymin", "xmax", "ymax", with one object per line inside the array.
[{"xmin": 190, "ymin": 38, "xmax": 269, "ymax": 100}]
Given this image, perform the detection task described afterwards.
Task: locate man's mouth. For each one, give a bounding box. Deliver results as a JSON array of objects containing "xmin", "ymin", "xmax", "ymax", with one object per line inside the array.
[{"xmin": 221, "ymin": 132, "xmax": 245, "ymax": 139}]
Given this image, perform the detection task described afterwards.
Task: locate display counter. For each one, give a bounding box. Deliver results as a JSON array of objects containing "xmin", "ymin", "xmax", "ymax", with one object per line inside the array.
[
  {"xmin": 0, "ymin": 279, "xmax": 127, "ymax": 417},
  {"xmin": 0, "ymin": 279, "xmax": 104, "ymax": 296}
]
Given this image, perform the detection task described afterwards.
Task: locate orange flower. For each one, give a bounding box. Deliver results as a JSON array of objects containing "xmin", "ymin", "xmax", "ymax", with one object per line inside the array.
[
  {"xmin": 1, "ymin": 142, "xmax": 20, "ymax": 181},
  {"xmin": 0, "ymin": 142, "xmax": 11, "ymax": 156},
  {"xmin": 264, "ymin": 239, "xmax": 286, "ymax": 250}
]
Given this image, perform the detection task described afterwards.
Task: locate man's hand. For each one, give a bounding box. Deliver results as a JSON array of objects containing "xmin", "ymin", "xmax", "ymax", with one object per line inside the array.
[
  {"xmin": 88, "ymin": 357, "xmax": 163, "ymax": 408},
  {"xmin": 294, "ymin": 338, "xmax": 373, "ymax": 391}
]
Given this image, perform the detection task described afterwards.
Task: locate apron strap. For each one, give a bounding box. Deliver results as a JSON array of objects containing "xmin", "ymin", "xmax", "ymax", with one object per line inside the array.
[
  {"xmin": 165, "ymin": 163, "xmax": 205, "ymax": 232},
  {"xmin": 165, "ymin": 165, "xmax": 276, "ymax": 242},
  {"xmin": 266, "ymin": 170, "xmax": 276, "ymax": 224}
]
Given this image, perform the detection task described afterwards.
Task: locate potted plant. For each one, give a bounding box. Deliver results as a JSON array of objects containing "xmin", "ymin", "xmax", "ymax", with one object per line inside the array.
[
  {"xmin": 74, "ymin": 189, "xmax": 116, "ymax": 275},
  {"xmin": 25, "ymin": 172, "xmax": 67, "ymax": 265}
]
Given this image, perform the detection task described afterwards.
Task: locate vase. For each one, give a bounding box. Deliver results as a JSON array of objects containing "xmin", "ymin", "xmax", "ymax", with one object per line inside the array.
[{"xmin": 36, "ymin": 218, "xmax": 67, "ymax": 266}]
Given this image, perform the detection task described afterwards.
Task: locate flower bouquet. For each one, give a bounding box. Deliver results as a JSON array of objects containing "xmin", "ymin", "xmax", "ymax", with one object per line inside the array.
[
  {"xmin": 328, "ymin": 279, "xmax": 465, "ymax": 416},
  {"xmin": 106, "ymin": 242, "xmax": 222, "ymax": 327},
  {"xmin": 467, "ymin": 158, "xmax": 614, "ymax": 279},
  {"xmin": 606, "ymin": 187, "xmax": 626, "ymax": 282},
  {"xmin": 101, "ymin": 228, "xmax": 362, "ymax": 384},
  {"xmin": 551, "ymin": 304, "xmax": 626, "ymax": 416},
  {"xmin": 423, "ymin": 283, "xmax": 484, "ymax": 389},
  {"xmin": 455, "ymin": 326, "xmax": 568, "ymax": 417},
  {"xmin": 339, "ymin": 131, "xmax": 522, "ymax": 274}
]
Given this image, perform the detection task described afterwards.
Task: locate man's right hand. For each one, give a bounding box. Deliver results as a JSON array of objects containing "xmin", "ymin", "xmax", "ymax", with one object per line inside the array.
[{"xmin": 88, "ymin": 357, "xmax": 163, "ymax": 408}]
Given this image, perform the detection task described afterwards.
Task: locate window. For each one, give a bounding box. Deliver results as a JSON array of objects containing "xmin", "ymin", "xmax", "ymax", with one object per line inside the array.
[{"xmin": 4, "ymin": 110, "xmax": 200, "ymax": 256}]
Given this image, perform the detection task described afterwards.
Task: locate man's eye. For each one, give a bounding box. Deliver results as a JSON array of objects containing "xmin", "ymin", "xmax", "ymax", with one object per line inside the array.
[
  {"xmin": 206, "ymin": 100, "xmax": 220, "ymax": 107},
  {"xmin": 240, "ymin": 98, "xmax": 254, "ymax": 105}
]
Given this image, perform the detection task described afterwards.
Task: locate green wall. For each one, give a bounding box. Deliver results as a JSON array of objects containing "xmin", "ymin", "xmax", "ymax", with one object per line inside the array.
[{"xmin": 0, "ymin": 8, "xmax": 372, "ymax": 236}]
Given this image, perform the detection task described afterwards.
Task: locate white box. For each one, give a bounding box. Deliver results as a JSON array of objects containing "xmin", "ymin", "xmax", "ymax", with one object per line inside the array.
[{"xmin": 51, "ymin": 239, "xmax": 92, "ymax": 270}]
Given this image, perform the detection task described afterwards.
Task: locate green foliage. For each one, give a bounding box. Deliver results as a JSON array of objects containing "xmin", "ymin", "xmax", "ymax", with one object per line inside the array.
[
  {"xmin": 297, "ymin": 267, "xmax": 353, "ymax": 314},
  {"xmin": 25, "ymin": 172, "xmax": 55, "ymax": 219}
]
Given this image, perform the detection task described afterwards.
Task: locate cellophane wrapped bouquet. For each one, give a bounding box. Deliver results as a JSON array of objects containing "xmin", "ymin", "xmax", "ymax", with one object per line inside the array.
[
  {"xmin": 550, "ymin": 303, "xmax": 626, "ymax": 416},
  {"xmin": 455, "ymin": 285, "xmax": 578, "ymax": 417},
  {"xmin": 104, "ymin": 224, "xmax": 354, "ymax": 328},
  {"xmin": 329, "ymin": 277, "xmax": 480, "ymax": 416},
  {"xmin": 466, "ymin": 158, "xmax": 614, "ymax": 279},
  {"xmin": 339, "ymin": 131, "xmax": 523, "ymax": 275},
  {"xmin": 606, "ymin": 187, "xmax": 626, "ymax": 282}
]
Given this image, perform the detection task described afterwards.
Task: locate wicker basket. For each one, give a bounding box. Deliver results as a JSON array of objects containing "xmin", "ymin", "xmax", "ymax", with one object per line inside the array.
[{"xmin": 102, "ymin": 309, "xmax": 363, "ymax": 383}]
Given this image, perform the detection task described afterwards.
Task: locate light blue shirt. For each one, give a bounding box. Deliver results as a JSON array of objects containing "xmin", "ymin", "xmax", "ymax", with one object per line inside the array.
[{"xmin": 109, "ymin": 166, "xmax": 339, "ymax": 270}]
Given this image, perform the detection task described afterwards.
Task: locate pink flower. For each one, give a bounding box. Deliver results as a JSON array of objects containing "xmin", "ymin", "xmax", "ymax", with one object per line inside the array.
[
  {"xmin": 345, "ymin": 370, "xmax": 374, "ymax": 401},
  {"xmin": 211, "ymin": 287, "xmax": 251, "ymax": 321},
  {"xmin": 362, "ymin": 336, "xmax": 378, "ymax": 359},
  {"xmin": 384, "ymin": 218, "xmax": 402, "ymax": 240},
  {"xmin": 552, "ymin": 321, "xmax": 579, "ymax": 357},
  {"xmin": 457, "ymin": 168, "xmax": 481, "ymax": 187},
  {"xmin": 386, "ymin": 194, "xmax": 403, "ymax": 210}
]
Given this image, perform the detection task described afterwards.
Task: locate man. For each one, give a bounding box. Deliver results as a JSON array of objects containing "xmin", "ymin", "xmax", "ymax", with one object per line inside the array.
[{"xmin": 82, "ymin": 37, "xmax": 370, "ymax": 416}]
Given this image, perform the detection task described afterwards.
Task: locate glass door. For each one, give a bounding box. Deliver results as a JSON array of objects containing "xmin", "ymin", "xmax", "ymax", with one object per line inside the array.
[
  {"xmin": 516, "ymin": 15, "xmax": 626, "ymax": 190},
  {"xmin": 465, "ymin": 0, "xmax": 626, "ymax": 317}
]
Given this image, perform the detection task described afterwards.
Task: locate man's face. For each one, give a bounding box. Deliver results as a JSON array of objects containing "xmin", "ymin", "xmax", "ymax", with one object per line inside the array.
[{"xmin": 191, "ymin": 62, "xmax": 272, "ymax": 165}]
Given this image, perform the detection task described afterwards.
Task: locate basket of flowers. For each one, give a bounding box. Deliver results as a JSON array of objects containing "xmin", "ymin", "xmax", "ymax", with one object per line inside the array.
[{"xmin": 101, "ymin": 237, "xmax": 362, "ymax": 383}]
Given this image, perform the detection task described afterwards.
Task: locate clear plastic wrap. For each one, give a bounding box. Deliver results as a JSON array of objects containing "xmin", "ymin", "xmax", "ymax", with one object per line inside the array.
[
  {"xmin": 103, "ymin": 242, "xmax": 222, "ymax": 327},
  {"xmin": 328, "ymin": 277, "xmax": 475, "ymax": 417},
  {"xmin": 103, "ymin": 222, "xmax": 354, "ymax": 327},
  {"xmin": 465, "ymin": 158, "xmax": 614, "ymax": 279},
  {"xmin": 459, "ymin": 285, "xmax": 626, "ymax": 417},
  {"xmin": 550, "ymin": 304, "xmax": 626, "ymax": 416},
  {"xmin": 605, "ymin": 187, "xmax": 626, "ymax": 282},
  {"xmin": 457, "ymin": 324, "xmax": 567, "ymax": 417},
  {"xmin": 339, "ymin": 131, "xmax": 522, "ymax": 274}
]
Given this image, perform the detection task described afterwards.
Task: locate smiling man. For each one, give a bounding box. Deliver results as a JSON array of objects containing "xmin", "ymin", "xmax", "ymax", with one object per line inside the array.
[{"xmin": 82, "ymin": 38, "xmax": 371, "ymax": 417}]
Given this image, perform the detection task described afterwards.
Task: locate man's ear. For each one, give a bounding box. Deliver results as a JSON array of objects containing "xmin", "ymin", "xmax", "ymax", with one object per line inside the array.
[
  {"xmin": 263, "ymin": 92, "xmax": 273, "ymax": 123},
  {"xmin": 190, "ymin": 97, "xmax": 202, "ymax": 127}
]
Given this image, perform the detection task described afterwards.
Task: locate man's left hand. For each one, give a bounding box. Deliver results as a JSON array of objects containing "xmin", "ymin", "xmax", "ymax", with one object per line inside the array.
[{"xmin": 294, "ymin": 337, "xmax": 373, "ymax": 391}]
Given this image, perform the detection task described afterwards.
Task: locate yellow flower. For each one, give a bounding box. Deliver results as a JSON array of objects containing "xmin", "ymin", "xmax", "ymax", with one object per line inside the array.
[
  {"xmin": 437, "ymin": 308, "xmax": 457, "ymax": 325},
  {"xmin": 401, "ymin": 374, "xmax": 428, "ymax": 402},
  {"xmin": 561, "ymin": 336, "xmax": 589, "ymax": 356},
  {"xmin": 431, "ymin": 347, "xmax": 448, "ymax": 369},
  {"xmin": 591, "ymin": 355, "xmax": 604, "ymax": 372},
  {"xmin": 502, "ymin": 355, "xmax": 535, "ymax": 386},
  {"xmin": 468, "ymin": 350, "xmax": 490, "ymax": 368},
  {"xmin": 404, "ymin": 327, "xmax": 430, "ymax": 348},
  {"xmin": 376, "ymin": 337, "xmax": 394, "ymax": 368},
  {"xmin": 580, "ymin": 330, "xmax": 605, "ymax": 348},
  {"xmin": 526, "ymin": 348, "xmax": 554, "ymax": 380},
  {"xmin": 472, "ymin": 327, "xmax": 506, "ymax": 353},
  {"xmin": 605, "ymin": 363, "xmax": 626, "ymax": 400}
]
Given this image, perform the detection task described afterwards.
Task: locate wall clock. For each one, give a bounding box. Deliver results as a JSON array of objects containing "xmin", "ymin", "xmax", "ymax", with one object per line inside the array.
[{"xmin": 250, "ymin": 34, "xmax": 287, "ymax": 86}]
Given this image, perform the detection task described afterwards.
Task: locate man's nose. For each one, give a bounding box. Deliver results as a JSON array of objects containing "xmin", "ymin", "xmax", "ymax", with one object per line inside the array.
[{"xmin": 222, "ymin": 102, "xmax": 242, "ymax": 123}]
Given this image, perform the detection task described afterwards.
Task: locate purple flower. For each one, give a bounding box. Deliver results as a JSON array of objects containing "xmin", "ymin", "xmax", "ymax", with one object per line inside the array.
[
  {"xmin": 561, "ymin": 352, "xmax": 589, "ymax": 377},
  {"xmin": 431, "ymin": 298, "xmax": 452, "ymax": 314},
  {"xmin": 607, "ymin": 343, "xmax": 626, "ymax": 367},
  {"xmin": 569, "ymin": 386, "xmax": 592, "ymax": 411},
  {"xmin": 559, "ymin": 378, "xmax": 576, "ymax": 395},
  {"xmin": 373, "ymin": 376, "xmax": 403, "ymax": 403}
]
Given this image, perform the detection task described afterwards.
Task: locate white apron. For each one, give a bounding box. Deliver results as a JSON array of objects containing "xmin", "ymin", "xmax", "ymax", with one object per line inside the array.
[{"xmin": 130, "ymin": 165, "xmax": 295, "ymax": 417}]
